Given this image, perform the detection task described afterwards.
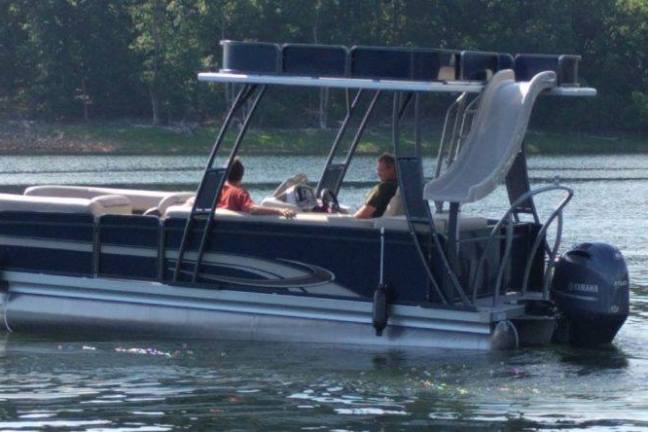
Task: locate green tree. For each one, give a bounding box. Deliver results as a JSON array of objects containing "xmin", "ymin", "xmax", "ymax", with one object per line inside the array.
[{"xmin": 0, "ymin": 1, "xmax": 30, "ymax": 116}]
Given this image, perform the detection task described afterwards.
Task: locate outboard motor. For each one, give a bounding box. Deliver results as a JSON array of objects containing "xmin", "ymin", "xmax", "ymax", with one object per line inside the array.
[{"xmin": 551, "ymin": 243, "xmax": 629, "ymax": 346}]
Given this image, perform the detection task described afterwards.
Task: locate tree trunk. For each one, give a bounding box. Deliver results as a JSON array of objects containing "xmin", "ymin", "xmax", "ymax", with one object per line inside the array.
[
  {"xmin": 313, "ymin": 2, "xmax": 328, "ymax": 129},
  {"xmin": 150, "ymin": 0, "xmax": 163, "ymax": 125},
  {"xmin": 319, "ymin": 87, "xmax": 329, "ymax": 129},
  {"xmin": 81, "ymin": 77, "xmax": 89, "ymax": 122},
  {"xmin": 150, "ymin": 86, "xmax": 159, "ymax": 125}
]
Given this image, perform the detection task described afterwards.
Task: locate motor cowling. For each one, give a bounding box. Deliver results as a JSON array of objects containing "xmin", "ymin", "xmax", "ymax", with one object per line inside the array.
[{"xmin": 551, "ymin": 243, "xmax": 629, "ymax": 346}]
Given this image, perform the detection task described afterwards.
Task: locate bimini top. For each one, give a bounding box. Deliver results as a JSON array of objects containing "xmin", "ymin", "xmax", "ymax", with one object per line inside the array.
[{"xmin": 198, "ymin": 40, "xmax": 596, "ymax": 96}]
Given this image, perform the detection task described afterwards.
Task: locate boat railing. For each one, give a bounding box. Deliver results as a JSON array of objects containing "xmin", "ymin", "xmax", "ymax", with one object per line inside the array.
[
  {"xmin": 521, "ymin": 185, "xmax": 573, "ymax": 299},
  {"xmin": 470, "ymin": 185, "xmax": 573, "ymax": 305}
]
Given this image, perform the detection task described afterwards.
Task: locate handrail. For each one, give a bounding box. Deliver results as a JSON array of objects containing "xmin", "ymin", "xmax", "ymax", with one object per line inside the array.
[
  {"xmin": 521, "ymin": 187, "xmax": 573, "ymax": 297},
  {"xmin": 470, "ymin": 185, "xmax": 573, "ymax": 304}
]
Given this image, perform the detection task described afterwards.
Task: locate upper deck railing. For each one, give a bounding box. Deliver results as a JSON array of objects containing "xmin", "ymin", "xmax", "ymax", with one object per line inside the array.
[{"xmin": 198, "ymin": 41, "xmax": 596, "ymax": 96}]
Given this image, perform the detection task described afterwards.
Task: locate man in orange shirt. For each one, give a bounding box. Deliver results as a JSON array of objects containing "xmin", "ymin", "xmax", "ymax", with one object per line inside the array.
[{"xmin": 218, "ymin": 158, "xmax": 295, "ymax": 218}]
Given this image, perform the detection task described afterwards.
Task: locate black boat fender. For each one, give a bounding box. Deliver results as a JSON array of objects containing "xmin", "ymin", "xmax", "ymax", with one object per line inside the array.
[
  {"xmin": 373, "ymin": 226, "xmax": 390, "ymax": 336},
  {"xmin": 0, "ymin": 267, "xmax": 10, "ymax": 333},
  {"xmin": 372, "ymin": 282, "xmax": 389, "ymax": 336}
]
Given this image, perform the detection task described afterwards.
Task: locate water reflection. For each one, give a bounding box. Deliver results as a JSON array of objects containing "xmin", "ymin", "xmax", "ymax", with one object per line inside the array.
[
  {"xmin": 557, "ymin": 345, "xmax": 629, "ymax": 375},
  {"xmin": 0, "ymin": 335, "xmax": 645, "ymax": 430}
]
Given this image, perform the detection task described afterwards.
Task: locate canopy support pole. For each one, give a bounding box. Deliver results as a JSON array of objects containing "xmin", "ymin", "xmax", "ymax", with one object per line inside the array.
[
  {"xmin": 172, "ymin": 84, "xmax": 267, "ymax": 283},
  {"xmin": 317, "ymin": 90, "xmax": 381, "ymax": 197}
]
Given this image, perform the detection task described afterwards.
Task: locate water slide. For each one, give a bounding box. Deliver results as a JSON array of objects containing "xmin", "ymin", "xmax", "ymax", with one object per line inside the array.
[{"xmin": 424, "ymin": 69, "xmax": 557, "ymax": 204}]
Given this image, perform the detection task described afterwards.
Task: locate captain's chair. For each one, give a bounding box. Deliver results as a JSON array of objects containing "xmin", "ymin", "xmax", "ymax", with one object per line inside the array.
[{"xmin": 383, "ymin": 188, "xmax": 404, "ymax": 216}]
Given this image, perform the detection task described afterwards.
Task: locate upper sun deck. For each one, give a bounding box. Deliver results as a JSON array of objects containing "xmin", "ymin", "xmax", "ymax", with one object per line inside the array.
[{"xmin": 198, "ymin": 41, "xmax": 596, "ymax": 97}]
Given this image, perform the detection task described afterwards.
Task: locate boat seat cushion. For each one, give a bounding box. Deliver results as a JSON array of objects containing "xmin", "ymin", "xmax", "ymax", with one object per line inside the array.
[
  {"xmin": 90, "ymin": 194, "xmax": 133, "ymax": 215},
  {"xmin": 164, "ymin": 205, "xmax": 244, "ymax": 219},
  {"xmin": 149, "ymin": 192, "xmax": 194, "ymax": 216},
  {"xmin": 24, "ymin": 185, "xmax": 193, "ymax": 213},
  {"xmin": 164, "ymin": 204, "xmax": 375, "ymax": 228},
  {"xmin": 383, "ymin": 187, "xmax": 404, "ymax": 216},
  {"xmin": 0, "ymin": 193, "xmax": 132, "ymax": 216},
  {"xmin": 259, "ymin": 196, "xmax": 300, "ymax": 211},
  {"xmin": 373, "ymin": 213, "xmax": 489, "ymax": 233},
  {"xmin": 294, "ymin": 213, "xmax": 375, "ymax": 228},
  {"xmin": 378, "ymin": 187, "xmax": 488, "ymax": 232}
]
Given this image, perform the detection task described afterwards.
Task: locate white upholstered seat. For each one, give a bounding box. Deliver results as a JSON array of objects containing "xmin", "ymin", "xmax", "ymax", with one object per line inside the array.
[
  {"xmin": 0, "ymin": 193, "xmax": 132, "ymax": 216},
  {"xmin": 24, "ymin": 185, "xmax": 193, "ymax": 213}
]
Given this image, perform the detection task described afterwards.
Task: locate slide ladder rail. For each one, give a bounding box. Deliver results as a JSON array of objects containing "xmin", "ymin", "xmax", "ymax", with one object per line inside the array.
[
  {"xmin": 448, "ymin": 94, "xmax": 481, "ymax": 169},
  {"xmin": 434, "ymin": 92, "xmax": 480, "ymax": 211}
]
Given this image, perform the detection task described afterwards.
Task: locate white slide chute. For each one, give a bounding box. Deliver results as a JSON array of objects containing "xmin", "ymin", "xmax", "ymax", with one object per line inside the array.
[{"xmin": 424, "ymin": 69, "xmax": 556, "ymax": 204}]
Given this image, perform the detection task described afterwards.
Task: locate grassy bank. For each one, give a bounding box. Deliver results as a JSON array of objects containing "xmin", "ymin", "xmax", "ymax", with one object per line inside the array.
[{"xmin": 1, "ymin": 120, "xmax": 646, "ymax": 155}]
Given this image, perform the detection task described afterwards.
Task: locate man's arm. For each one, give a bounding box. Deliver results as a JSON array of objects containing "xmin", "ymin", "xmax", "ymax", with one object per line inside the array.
[
  {"xmin": 236, "ymin": 187, "xmax": 294, "ymax": 218},
  {"xmin": 354, "ymin": 204, "xmax": 376, "ymax": 219}
]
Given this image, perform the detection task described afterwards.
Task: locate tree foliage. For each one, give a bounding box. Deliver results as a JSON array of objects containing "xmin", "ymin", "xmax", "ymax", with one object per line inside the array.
[{"xmin": 1, "ymin": 0, "xmax": 647, "ymax": 132}]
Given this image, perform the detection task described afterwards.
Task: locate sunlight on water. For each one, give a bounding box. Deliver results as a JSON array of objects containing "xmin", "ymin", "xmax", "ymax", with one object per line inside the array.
[
  {"xmin": 0, "ymin": 154, "xmax": 646, "ymax": 430},
  {"xmin": 0, "ymin": 337, "xmax": 646, "ymax": 430}
]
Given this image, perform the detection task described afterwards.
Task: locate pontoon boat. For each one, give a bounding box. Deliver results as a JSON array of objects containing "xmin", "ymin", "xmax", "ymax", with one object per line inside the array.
[{"xmin": 0, "ymin": 42, "xmax": 629, "ymax": 350}]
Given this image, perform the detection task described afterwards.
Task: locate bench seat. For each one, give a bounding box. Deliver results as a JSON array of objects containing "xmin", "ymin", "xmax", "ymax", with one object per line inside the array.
[
  {"xmin": 24, "ymin": 185, "xmax": 193, "ymax": 214},
  {"xmin": 0, "ymin": 193, "xmax": 132, "ymax": 216},
  {"xmin": 164, "ymin": 204, "xmax": 486, "ymax": 231},
  {"xmin": 373, "ymin": 214, "xmax": 489, "ymax": 232},
  {"xmin": 164, "ymin": 205, "xmax": 375, "ymax": 228}
]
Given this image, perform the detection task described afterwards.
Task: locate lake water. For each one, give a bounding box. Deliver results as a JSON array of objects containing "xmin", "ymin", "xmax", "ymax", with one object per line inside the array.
[{"xmin": 0, "ymin": 154, "xmax": 647, "ymax": 431}]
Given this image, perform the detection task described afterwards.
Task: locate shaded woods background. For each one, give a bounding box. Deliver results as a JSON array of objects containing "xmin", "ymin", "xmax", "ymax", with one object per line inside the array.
[{"xmin": 1, "ymin": 0, "xmax": 647, "ymax": 134}]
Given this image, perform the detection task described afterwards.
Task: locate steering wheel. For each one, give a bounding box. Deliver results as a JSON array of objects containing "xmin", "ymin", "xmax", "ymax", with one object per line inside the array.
[{"xmin": 319, "ymin": 188, "xmax": 340, "ymax": 213}]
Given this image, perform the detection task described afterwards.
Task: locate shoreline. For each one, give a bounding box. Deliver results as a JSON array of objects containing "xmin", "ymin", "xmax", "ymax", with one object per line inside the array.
[{"xmin": 0, "ymin": 120, "xmax": 646, "ymax": 156}]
